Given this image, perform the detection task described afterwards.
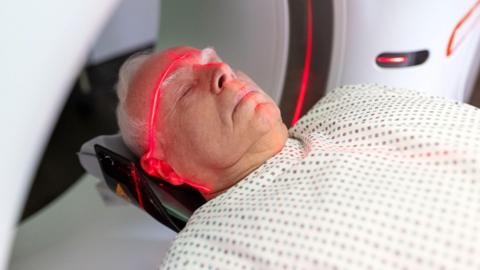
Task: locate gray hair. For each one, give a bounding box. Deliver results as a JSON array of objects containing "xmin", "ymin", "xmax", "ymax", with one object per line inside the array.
[{"xmin": 116, "ymin": 51, "xmax": 152, "ymax": 157}]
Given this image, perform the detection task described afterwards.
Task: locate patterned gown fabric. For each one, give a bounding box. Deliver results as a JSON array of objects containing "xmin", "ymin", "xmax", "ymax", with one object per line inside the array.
[{"xmin": 160, "ymin": 84, "xmax": 480, "ymax": 270}]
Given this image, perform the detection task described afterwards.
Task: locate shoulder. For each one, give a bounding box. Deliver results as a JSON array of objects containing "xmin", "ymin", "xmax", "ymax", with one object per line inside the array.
[{"xmin": 289, "ymin": 83, "xmax": 480, "ymax": 138}]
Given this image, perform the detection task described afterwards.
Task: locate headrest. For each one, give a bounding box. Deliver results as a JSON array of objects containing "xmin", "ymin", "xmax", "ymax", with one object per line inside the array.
[
  {"xmin": 78, "ymin": 134, "xmax": 133, "ymax": 180},
  {"xmin": 78, "ymin": 134, "xmax": 206, "ymax": 232}
]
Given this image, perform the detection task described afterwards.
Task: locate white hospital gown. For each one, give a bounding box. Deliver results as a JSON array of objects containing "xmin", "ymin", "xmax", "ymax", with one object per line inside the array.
[{"xmin": 160, "ymin": 84, "xmax": 480, "ymax": 270}]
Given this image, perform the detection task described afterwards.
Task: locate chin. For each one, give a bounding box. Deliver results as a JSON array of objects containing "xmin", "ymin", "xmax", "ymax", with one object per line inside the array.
[
  {"xmin": 254, "ymin": 102, "xmax": 283, "ymax": 131},
  {"xmin": 256, "ymin": 113, "xmax": 288, "ymax": 154}
]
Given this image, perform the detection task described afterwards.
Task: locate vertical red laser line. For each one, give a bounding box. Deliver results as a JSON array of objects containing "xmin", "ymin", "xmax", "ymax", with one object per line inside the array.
[
  {"xmin": 291, "ymin": 0, "xmax": 313, "ymax": 126},
  {"xmin": 141, "ymin": 53, "xmax": 212, "ymax": 193},
  {"xmin": 446, "ymin": 0, "xmax": 480, "ymax": 57},
  {"xmin": 130, "ymin": 167, "xmax": 144, "ymax": 209},
  {"xmin": 144, "ymin": 54, "xmax": 190, "ymax": 162}
]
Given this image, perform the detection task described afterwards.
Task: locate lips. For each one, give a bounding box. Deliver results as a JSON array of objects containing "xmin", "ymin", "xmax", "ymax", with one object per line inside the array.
[
  {"xmin": 229, "ymin": 88, "xmax": 257, "ymax": 119},
  {"xmin": 239, "ymin": 88, "xmax": 255, "ymax": 100},
  {"xmin": 235, "ymin": 88, "xmax": 257, "ymax": 106}
]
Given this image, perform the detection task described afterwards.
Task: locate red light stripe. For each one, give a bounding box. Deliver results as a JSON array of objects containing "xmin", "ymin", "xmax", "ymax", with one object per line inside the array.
[
  {"xmin": 446, "ymin": 0, "xmax": 480, "ymax": 57},
  {"xmin": 376, "ymin": 56, "xmax": 408, "ymax": 64},
  {"xmin": 144, "ymin": 54, "xmax": 190, "ymax": 164},
  {"xmin": 130, "ymin": 167, "xmax": 144, "ymax": 209},
  {"xmin": 141, "ymin": 53, "xmax": 212, "ymax": 194},
  {"xmin": 291, "ymin": 0, "xmax": 313, "ymax": 126}
]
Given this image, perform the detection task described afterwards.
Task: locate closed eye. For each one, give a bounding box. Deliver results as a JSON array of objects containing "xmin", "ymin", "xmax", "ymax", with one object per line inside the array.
[{"xmin": 180, "ymin": 85, "xmax": 194, "ymax": 99}]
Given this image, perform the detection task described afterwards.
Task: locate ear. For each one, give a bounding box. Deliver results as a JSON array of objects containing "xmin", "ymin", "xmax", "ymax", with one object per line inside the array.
[{"xmin": 140, "ymin": 156, "xmax": 185, "ymax": 185}]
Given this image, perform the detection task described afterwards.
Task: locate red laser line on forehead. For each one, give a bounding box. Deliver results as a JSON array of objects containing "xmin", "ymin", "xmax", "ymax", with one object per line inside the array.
[
  {"xmin": 141, "ymin": 52, "xmax": 212, "ymax": 193},
  {"xmin": 144, "ymin": 53, "xmax": 191, "ymax": 160}
]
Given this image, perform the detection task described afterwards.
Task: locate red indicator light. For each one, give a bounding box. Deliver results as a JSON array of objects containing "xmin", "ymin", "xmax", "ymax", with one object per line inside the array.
[
  {"xmin": 376, "ymin": 50, "xmax": 428, "ymax": 68},
  {"xmin": 376, "ymin": 56, "xmax": 408, "ymax": 64}
]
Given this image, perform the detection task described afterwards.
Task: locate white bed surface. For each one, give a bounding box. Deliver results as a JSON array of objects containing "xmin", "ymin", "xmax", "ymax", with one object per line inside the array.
[{"xmin": 9, "ymin": 174, "xmax": 176, "ymax": 270}]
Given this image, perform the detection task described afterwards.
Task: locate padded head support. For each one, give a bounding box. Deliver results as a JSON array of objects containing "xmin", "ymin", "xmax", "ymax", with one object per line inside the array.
[{"xmin": 78, "ymin": 134, "xmax": 206, "ymax": 232}]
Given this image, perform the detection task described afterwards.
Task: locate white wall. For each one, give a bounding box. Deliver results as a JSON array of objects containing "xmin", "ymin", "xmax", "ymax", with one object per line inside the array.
[
  {"xmin": 156, "ymin": 0, "xmax": 289, "ymax": 104},
  {"xmin": 89, "ymin": 0, "xmax": 159, "ymax": 64}
]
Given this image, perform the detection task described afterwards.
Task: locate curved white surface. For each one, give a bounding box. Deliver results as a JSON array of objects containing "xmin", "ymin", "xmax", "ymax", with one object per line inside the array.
[
  {"xmin": 327, "ymin": 0, "xmax": 480, "ymax": 101},
  {"xmin": 0, "ymin": 1, "xmax": 119, "ymax": 269},
  {"xmin": 9, "ymin": 175, "xmax": 176, "ymax": 270},
  {"xmin": 156, "ymin": 0, "xmax": 290, "ymax": 104}
]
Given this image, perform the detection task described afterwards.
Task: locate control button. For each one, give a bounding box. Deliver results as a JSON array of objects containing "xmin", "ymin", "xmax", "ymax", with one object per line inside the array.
[{"xmin": 376, "ymin": 50, "xmax": 429, "ymax": 68}]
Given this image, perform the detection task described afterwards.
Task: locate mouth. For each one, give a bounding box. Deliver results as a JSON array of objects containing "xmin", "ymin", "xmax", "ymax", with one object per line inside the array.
[
  {"xmin": 230, "ymin": 88, "xmax": 258, "ymax": 117},
  {"xmin": 235, "ymin": 89, "xmax": 258, "ymax": 102},
  {"xmin": 235, "ymin": 88, "xmax": 257, "ymax": 106}
]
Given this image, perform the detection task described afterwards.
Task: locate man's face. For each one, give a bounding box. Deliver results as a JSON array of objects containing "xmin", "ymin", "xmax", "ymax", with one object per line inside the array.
[{"xmin": 132, "ymin": 47, "xmax": 287, "ymax": 191}]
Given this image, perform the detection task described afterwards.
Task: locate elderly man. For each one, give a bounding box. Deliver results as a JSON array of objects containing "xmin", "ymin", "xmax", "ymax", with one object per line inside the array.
[
  {"xmin": 117, "ymin": 46, "xmax": 480, "ymax": 270},
  {"xmin": 117, "ymin": 46, "xmax": 288, "ymax": 199}
]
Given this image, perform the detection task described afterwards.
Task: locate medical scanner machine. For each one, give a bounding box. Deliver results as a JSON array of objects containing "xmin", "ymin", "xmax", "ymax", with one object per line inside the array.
[{"xmin": 4, "ymin": 0, "xmax": 480, "ymax": 269}]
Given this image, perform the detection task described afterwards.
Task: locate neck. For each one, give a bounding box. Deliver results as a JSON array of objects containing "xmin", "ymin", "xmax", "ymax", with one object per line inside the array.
[{"xmin": 202, "ymin": 121, "xmax": 288, "ymax": 200}]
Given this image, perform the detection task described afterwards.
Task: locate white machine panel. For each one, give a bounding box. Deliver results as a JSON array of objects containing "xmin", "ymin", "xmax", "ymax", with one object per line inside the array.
[
  {"xmin": 328, "ymin": 0, "xmax": 480, "ymax": 101},
  {"xmin": 0, "ymin": 1, "xmax": 119, "ymax": 269}
]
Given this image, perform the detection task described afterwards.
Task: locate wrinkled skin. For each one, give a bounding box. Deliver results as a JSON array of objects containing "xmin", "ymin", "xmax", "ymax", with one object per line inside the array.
[{"xmin": 125, "ymin": 46, "xmax": 288, "ymax": 199}]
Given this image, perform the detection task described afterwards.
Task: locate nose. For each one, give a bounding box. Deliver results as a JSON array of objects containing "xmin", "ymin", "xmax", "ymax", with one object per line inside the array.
[{"xmin": 212, "ymin": 63, "xmax": 235, "ymax": 94}]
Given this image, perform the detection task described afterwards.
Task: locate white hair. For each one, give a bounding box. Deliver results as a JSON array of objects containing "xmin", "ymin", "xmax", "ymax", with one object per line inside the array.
[
  {"xmin": 116, "ymin": 51, "xmax": 152, "ymax": 156},
  {"xmin": 116, "ymin": 47, "xmax": 218, "ymax": 157}
]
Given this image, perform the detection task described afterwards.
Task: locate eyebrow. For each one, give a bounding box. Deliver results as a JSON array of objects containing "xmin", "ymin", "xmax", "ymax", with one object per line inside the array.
[
  {"xmin": 162, "ymin": 66, "xmax": 188, "ymax": 87},
  {"xmin": 162, "ymin": 48, "xmax": 217, "ymax": 88}
]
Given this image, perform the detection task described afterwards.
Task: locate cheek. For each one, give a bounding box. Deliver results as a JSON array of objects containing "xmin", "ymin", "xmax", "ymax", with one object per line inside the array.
[
  {"xmin": 167, "ymin": 103, "xmax": 237, "ymax": 165},
  {"xmin": 184, "ymin": 120, "xmax": 241, "ymax": 166}
]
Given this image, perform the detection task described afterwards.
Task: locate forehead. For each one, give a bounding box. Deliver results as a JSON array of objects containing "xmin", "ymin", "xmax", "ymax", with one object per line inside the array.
[
  {"xmin": 161, "ymin": 48, "xmax": 220, "ymax": 86},
  {"xmin": 169, "ymin": 48, "xmax": 219, "ymax": 70},
  {"xmin": 126, "ymin": 47, "xmax": 214, "ymax": 121}
]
